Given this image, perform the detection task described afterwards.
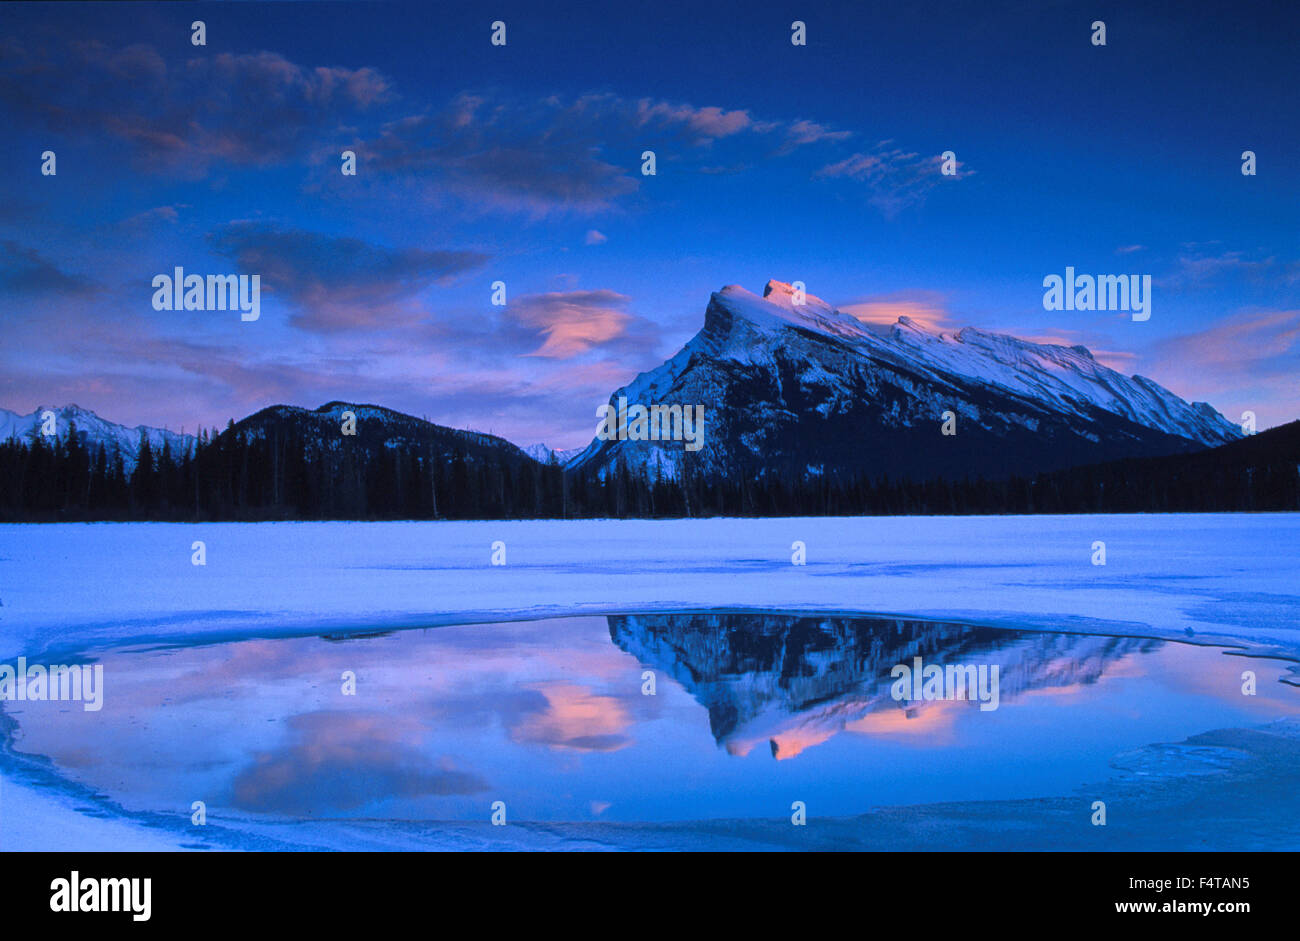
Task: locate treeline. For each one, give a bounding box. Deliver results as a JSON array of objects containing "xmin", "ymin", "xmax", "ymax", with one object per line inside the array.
[
  {"xmin": 0, "ymin": 421, "xmax": 566, "ymax": 521},
  {"xmin": 1, "ymin": 419, "xmax": 1296, "ymax": 521}
]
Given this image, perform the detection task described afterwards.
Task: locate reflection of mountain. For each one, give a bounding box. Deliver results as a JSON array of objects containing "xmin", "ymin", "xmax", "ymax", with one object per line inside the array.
[{"xmin": 608, "ymin": 613, "xmax": 1159, "ymax": 759}]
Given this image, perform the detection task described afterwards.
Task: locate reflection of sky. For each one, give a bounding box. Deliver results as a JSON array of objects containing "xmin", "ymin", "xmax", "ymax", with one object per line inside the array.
[{"xmin": 10, "ymin": 617, "xmax": 1299, "ymax": 823}]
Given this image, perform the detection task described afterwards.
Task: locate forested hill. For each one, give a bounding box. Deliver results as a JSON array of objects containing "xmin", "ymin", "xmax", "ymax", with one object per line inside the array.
[{"xmin": 0, "ymin": 405, "xmax": 1294, "ymax": 521}]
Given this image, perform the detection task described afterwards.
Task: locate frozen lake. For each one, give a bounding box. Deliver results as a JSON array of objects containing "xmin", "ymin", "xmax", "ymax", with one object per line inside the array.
[{"xmin": 1, "ymin": 515, "xmax": 1298, "ymax": 850}]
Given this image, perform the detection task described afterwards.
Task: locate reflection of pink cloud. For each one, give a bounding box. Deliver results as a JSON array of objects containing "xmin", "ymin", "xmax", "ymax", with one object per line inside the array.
[
  {"xmin": 509, "ymin": 682, "xmax": 633, "ymax": 752},
  {"xmin": 726, "ymin": 692, "xmax": 964, "ymax": 759},
  {"xmin": 764, "ymin": 727, "xmax": 837, "ymax": 761},
  {"xmin": 231, "ymin": 710, "xmax": 489, "ymax": 814},
  {"xmin": 845, "ymin": 701, "xmax": 962, "ymax": 743}
]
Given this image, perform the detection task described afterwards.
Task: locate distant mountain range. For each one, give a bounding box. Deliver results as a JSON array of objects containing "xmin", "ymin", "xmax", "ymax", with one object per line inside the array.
[
  {"xmin": 522, "ymin": 443, "xmax": 585, "ymax": 466},
  {"xmin": 0, "ymin": 404, "xmax": 195, "ymax": 473},
  {"xmin": 3, "ymin": 279, "xmax": 1289, "ymax": 519}
]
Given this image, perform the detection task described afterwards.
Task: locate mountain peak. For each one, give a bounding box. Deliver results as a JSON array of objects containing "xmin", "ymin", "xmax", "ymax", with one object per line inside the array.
[
  {"xmin": 711, "ymin": 281, "xmax": 871, "ymax": 342},
  {"xmin": 760, "ymin": 279, "xmax": 838, "ymax": 318},
  {"xmin": 892, "ymin": 315, "xmax": 935, "ymax": 336}
]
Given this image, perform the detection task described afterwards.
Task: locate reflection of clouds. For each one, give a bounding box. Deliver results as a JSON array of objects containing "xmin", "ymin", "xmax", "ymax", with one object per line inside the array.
[
  {"xmin": 724, "ymin": 698, "xmax": 965, "ymax": 758},
  {"xmin": 139, "ymin": 617, "xmax": 638, "ymax": 708},
  {"xmin": 230, "ymin": 711, "xmax": 488, "ymax": 815},
  {"xmin": 155, "ymin": 638, "xmax": 371, "ymax": 706},
  {"xmin": 845, "ymin": 701, "xmax": 962, "ymax": 743},
  {"xmin": 727, "ymin": 726, "xmax": 837, "ymax": 760},
  {"xmin": 1149, "ymin": 647, "xmax": 1300, "ymax": 715},
  {"xmin": 14, "ymin": 618, "xmax": 649, "ymax": 820},
  {"xmin": 507, "ymin": 683, "xmax": 633, "ymax": 752},
  {"xmin": 428, "ymin": 687, "xmax": 551, "ymax": 733}
]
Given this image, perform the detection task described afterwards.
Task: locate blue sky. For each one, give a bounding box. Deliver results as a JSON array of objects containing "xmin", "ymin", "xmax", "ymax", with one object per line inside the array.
[{"xmin": 2, "ymin": 0, "xmax": 1297, "ymax": 446}]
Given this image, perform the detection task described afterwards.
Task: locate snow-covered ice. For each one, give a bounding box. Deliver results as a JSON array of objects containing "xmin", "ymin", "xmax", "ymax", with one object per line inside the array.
[{"xmin": 1, "ymin": 514, "xmax": 1297, "ymax": 662}]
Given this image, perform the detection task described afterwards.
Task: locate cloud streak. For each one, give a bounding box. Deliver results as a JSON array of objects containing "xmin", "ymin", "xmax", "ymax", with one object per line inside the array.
[
  {"xmin": 0, "ymin": 39, "xmax": 391, "ymax": 174},
  {"xmin": 816, "ymin": 143, "xmax": 971, "ymax": 216},
  {"xmin": 207, "ymin": 222, "xmax": 488, "ymax": 332},
  {"xmin": 0, "ymin": 241, "xmax": 100, "ymax": 297}
]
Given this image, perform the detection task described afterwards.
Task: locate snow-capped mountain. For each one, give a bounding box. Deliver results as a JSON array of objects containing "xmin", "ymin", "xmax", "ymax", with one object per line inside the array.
[
  {"xmin": 570, "ymin": 280, "xmax": 1241, "ymax": 483},
  {"xmin": 0, "ymin": 404, "xmax": 195, "ymax": 472},
  {"xmin": 522, "ymin": 443, "xmax": 585, "ymax": 466}
]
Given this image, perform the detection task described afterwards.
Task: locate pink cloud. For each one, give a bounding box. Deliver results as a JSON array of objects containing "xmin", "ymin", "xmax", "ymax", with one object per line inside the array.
[
  {"xmin": 508, "ymin": 289, "xmax": 636, "ymax": 358},
  {"xmin": 839, "ymin": 290, "xmax": 955, "ymax": 332},
  {"xmin": 1145, "ymin": 308, "xmax": 1300, "ymax": 429},
  {"xmin": 636, "ymin": 99, "xmax": 752, "ymax": 139}
]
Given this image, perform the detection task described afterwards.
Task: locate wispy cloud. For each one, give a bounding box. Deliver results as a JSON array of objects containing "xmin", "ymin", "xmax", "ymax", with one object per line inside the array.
[
  {"xmin": 816, "ymin": 143, "xmax": 970, "ymax": 216},
  {"xmin": 634, "ymin": 99, "xmax": 753, "ymax": 141},
  {"xmin": 363, "ymin": 91, "xmax": 856, "ymax": 215},
  {"xmin": 0, "ymin": 240, "xmax": 99, "ymax": 296},
  {"xmin": 207, "ymin": 221, "xmax": 488, "ymax": 332},
  {"xmin": 1145, "ymin": 308, "xmax": 1300, "ymax": 427},
  {"xmin": 1158, "ymin": 249, "xmax": 1289, "ymax": 289},
  {"xmin": 366, "ymin": 94, "xmax": 640, "ymax": 215},
  {"xmin": 0, "ymin": 39, "xmax": 391, "ymax": 175},
  {"xmin": 775, "ymin": 119, "xmax": 853, "ymax": 154}
]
